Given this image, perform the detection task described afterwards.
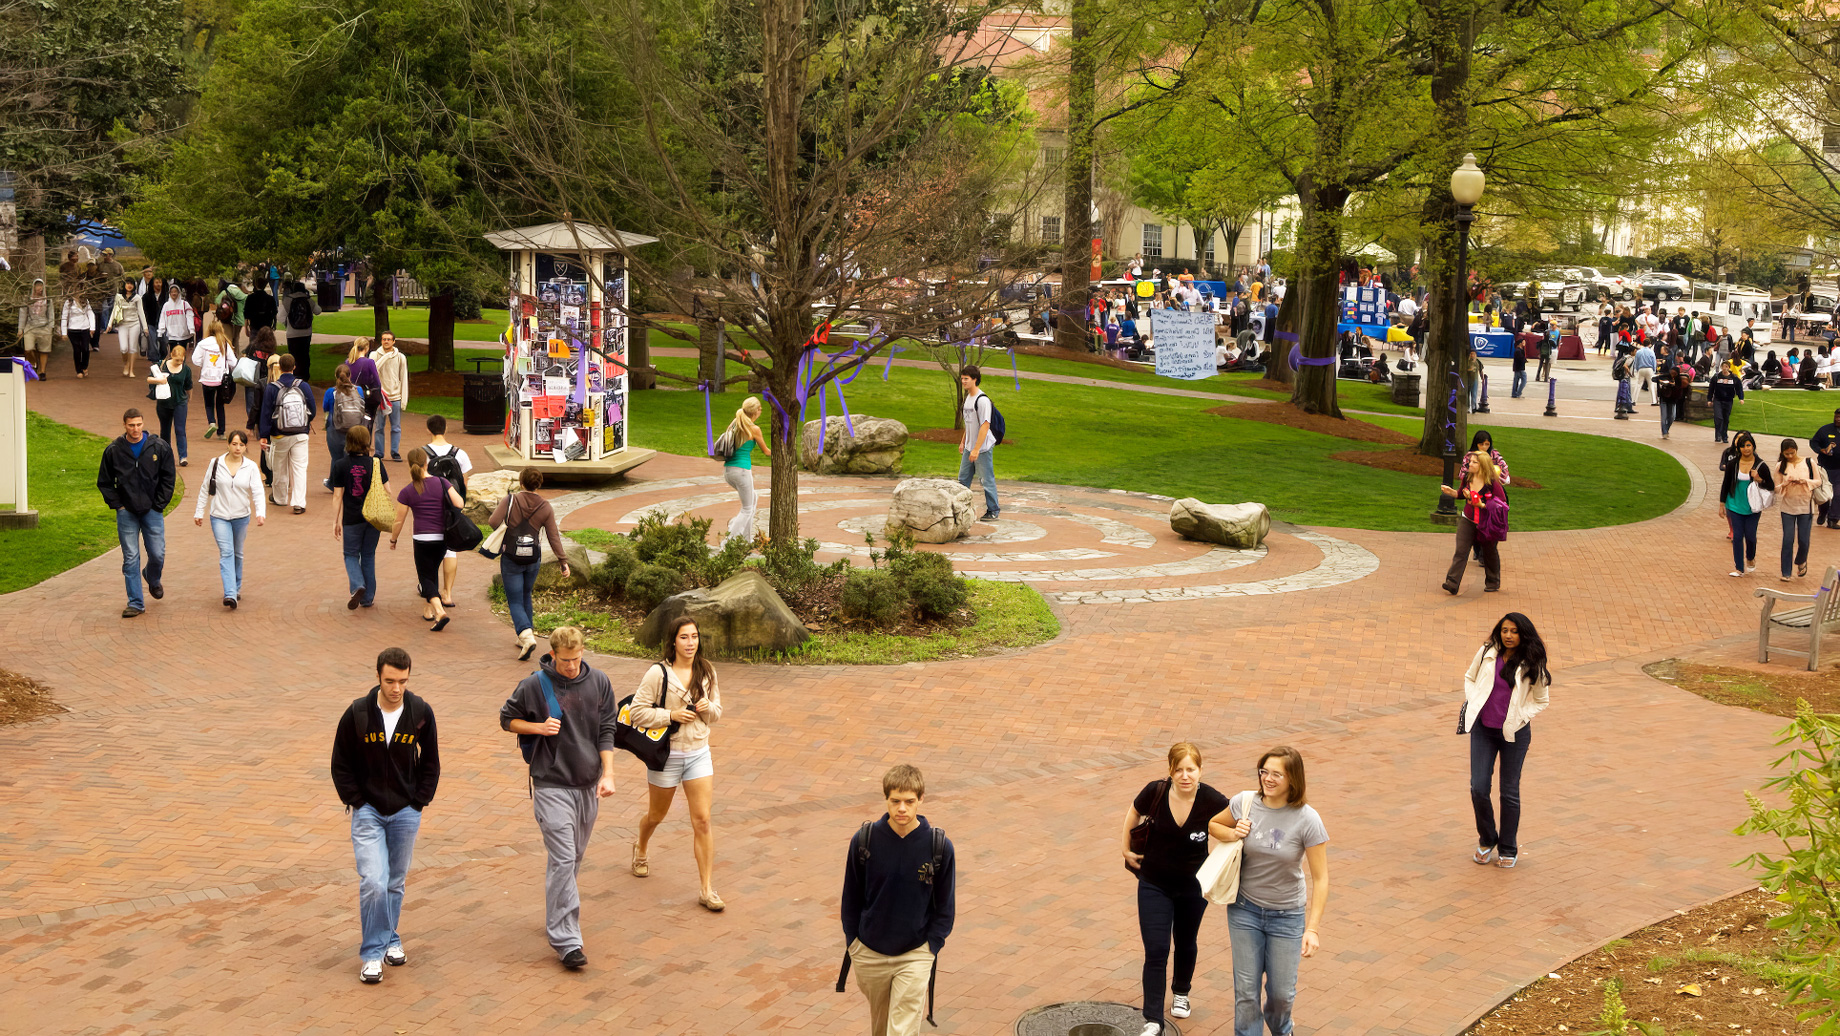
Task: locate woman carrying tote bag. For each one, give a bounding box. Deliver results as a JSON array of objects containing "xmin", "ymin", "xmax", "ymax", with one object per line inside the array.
[
  {"xmin": 390, "ymin": 449, "xmax": 464, "ymax": 631},
  {"xmin": 1121, "ymin": 743, "xmax": 1230, "ymax": 1036},
  {"xmin": 1459, "ymin": 613, "xmax": 1551, "ymax": 869}
]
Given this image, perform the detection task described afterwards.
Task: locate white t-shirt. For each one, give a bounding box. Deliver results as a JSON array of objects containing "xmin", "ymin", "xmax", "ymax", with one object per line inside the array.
[
  {"xmin": 381, "ymin": 703, "xmax": 404, "ymax": 741},
  {"xmin": 1397, "ymin": 297, "xmax": 1419, "ymax": 319},
  {"xmin": 960, "ymin": 392, "xmax": 995, "ymax": 453}
]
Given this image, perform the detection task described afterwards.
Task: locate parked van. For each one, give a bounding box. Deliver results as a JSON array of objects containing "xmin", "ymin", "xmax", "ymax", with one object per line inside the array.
[{"xmin": 1707, "ymin": 289, "xmax": 1774, "ymax": 347}]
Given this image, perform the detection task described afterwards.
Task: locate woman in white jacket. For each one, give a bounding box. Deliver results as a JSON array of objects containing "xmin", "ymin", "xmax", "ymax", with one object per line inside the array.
[
  {"xmin": 1459, "ymin": 612, "xmax": 1551, "ymax": 869},
  {"xmin": 106, "ymin": 279, "xmax": 146, "ymax": 375},
  {"xmin": 191, "ymin": 317, "xmax": 236, "ymax": 441},
  {"xmin": 155, "ymin": 282, "xmax": 195, "ymax": 354},
  {"xmin": 60, "ymin": 292, "xmax": 97, "ymax": 378},
  {"xmin": 193, "ymin": 429, "xmax": 265, "ymax": 607}
]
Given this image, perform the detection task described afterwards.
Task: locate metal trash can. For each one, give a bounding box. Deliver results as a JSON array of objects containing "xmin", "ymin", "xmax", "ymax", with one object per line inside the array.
[
  {"xmin": 1392, "ymin": 372, "xmax": 1421, "ymax": 407},
  {"xmin": 462, "ymin": 358, "xmax": 506, "ymax": 435}
]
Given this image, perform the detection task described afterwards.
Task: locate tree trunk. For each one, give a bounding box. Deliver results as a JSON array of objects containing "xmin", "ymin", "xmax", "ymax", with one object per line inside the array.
[
  {"xmin": 1055, "ymin": 0, "xmax": 1096, "ymax": 353},
  {"xmin": 1224, "ymin": 224, "xmax": 1244, "ymax": 270},
  {"xmin": 1268, "ymin": 286, "xmax": 1298, "ymax": 384},
  {"xmin": 370, "ymin": 276, "xmax": 391, "ymax": 339},
  {"xmin": 763, "ymin": 354, "xmax": 803, "ymax": 555},
  {"xmin": 1415, "ymin": 0, "xmax": 1477, "ymax": 458},
  {"xmin": 427, "ymin": 289, "xmax": 456, "ymax": 373},
  {"xmin": 1289, "ymin": 178, "xmax": 1347, "ymax": 417}
]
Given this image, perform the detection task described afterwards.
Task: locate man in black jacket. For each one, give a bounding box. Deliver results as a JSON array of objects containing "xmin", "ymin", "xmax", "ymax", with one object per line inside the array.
[
  {"xmin": 840, "ymin": 764, "xmax": 956, "ymax": 1036},
  {"xmin": 330, "ymin": 646, "xmax": 440, "ymax": 985},
  {"xmin": 499, "ymin": 626, "xmax": 619, "ymax": 970},
  {"xmin": 1812, "ymin": 408, "xmax": 1840, "ymax": 527},
  {"xmin": 95, "ymin": 409, "xmax": 176, "ymax": 618}
]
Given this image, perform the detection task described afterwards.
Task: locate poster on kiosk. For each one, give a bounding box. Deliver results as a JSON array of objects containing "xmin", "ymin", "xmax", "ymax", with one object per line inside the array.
[{"xmin": 500, "ymin": 252, "xmax": 631, "ymax": 464}]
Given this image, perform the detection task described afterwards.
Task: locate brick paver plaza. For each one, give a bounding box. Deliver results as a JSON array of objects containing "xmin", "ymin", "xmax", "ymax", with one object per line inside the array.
[{"xmin": 0, "ymin": 360, "xmax": 1798, "ymax": 1034}]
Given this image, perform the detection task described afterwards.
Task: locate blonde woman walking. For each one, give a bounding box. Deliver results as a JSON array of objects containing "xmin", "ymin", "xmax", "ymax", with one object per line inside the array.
[
  {"xmin": 107, "ymin": 279, "xmax": 146, "ymax": 375},
  {"xmin": 629, "ymin": 616, "xmax": 725, "ymax": 911},
  {"xmin": 191, "ymin": 317, "xmax": 237, "ymax": 440},
  {"xmin": 722, "ymin": 397, "xmax": 771, "ymax": 544}
]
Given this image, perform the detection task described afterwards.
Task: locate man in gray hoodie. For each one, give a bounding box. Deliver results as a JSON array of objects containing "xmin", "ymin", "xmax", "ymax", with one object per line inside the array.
[
  {"xmin": 498, "ymin": 625, "xmax": 619, "ymax": 970},
  {"xmin": 17, "ymin": 278, "xmax": 55, "ymax": 376}
]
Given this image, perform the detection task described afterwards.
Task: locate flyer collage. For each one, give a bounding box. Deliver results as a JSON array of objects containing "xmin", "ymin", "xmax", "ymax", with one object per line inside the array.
[{"xmin": 501, "ymin": 258, "xmax": 630, "ymax": 462}]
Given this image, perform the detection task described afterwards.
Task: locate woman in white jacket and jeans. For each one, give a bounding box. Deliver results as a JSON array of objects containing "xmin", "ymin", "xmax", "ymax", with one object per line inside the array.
[
  {"xmin": 1460, "ymin": 612, "xmax": 1551, "ymax": 869},
  {"xmin": 193, "ymin": 429, "xmax": 266, "ymax": 608}
]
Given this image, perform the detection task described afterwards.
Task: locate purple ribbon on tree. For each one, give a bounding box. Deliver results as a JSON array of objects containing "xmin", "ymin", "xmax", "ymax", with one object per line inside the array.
[
  {"xmin": 699, "ymin": 380, "xmax": 717, "ymax": 456},
  {"xmin": 761, "ymin": 321, "xmax": 887, "ymax": 444},
  {"xmin": 4, "ymin": 357, "xmax": 39, "ymax": 381}
]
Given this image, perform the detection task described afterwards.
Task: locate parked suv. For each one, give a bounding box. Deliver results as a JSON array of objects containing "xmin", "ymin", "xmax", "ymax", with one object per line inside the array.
[
  {"xmin": 1499, "ymin": 270, "xmax": 1587, "ymax": 311},
  {"xmin": 1573, "ymin": 266, "xmax": 1637, "ymax": 301},
  {"xmin": 1638, "ymin": 272, "xmax": 1693, "ymax": 301}
]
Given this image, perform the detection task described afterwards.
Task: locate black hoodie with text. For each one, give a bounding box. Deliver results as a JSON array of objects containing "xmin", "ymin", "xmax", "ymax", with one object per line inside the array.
[{"xmin": 330, "ymin": 686, "xmax": 441, "ymax": 816}]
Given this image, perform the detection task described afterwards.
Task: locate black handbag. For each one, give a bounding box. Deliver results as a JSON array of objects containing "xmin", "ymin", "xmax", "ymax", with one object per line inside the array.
[
  {"xmin": 1125, "ymin": 779, "xmax": 1169, "ymax": 873},
  {"xmin": 615, "ymin": 662, "xmax": 679, "ymax": 771},
  {"xmin": 439, "ymin": 479, "xmax": 482, "ymax": 552}
]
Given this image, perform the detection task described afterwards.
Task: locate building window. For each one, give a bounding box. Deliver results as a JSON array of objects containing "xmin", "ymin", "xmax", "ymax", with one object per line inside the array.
[
  {"xmin": 1041, "ymin": 147, "xmax": 1063, "ymax": 169},
  {"xmin": 1824, "ymin": 123, "xmax": 1840, "ymax": 156},
  {"xmin": 1142, "ymin": 223, "xmax": 1163, "ymax": 260},
  {"xmin": 1204, "ymin": 235, "xmax": 1215, "ymax": 266},
  {"xmin": 1040, "ymin": 215, "xmax": 1062, "ymax": 243}
]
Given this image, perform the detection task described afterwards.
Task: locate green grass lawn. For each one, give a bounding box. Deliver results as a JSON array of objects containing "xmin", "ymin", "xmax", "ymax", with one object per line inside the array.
[
  {"xmin": 312, "ymin": 306, "xmax": 512, "ymax": 342},
  {"xmin": 1701, "ymin": 390, "xmax": 1840, "ymax": 439},
  {"xmin": 1, "ymin": 414, "xmax": 186, "ymax": 594}
]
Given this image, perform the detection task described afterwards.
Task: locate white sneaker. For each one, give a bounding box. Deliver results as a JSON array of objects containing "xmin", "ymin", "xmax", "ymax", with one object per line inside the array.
[
  {"xmin": 1171, "ymin": 994, "xmax": 1191, "ymax": 1018},
  {"xmin": 360, "ymin": 959, "xmax": 382, "ymax": 984},
  {"xmin": 1140, "ymin": 1025, "xmax": 1162, "ymax": 1036},
  {"xmin": 1730, "ymin": 570, "xmax": 1744, "ymax": 577},
  {"xmin": 384, "ymin": 944, "xmax": 406, "ymax": 966}
]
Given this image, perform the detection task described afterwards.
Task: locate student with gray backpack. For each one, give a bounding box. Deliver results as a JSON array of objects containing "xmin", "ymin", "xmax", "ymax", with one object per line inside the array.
[
  {"xmin": 259, "ymin": 353, "xmax": 316, "ymax": 513},
  {"xmin": 498, "ymin": 626, "xmax": 619, "ymax": 971},
  {"xmin": 487, "ymin": 469, "xmax": 569, "ymax": 659},
  {"xmin": 324, "ymin": 363, "xmax": 368, "ymax": 487},
  {"xmin": 838, "ymin": 764, "xmax": 956, "ymax": 1036}
]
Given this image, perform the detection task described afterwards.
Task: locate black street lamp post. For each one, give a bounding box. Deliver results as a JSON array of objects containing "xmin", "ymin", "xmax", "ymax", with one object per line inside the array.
[{"xmin": 1435, "ymin": 154, "xmax": 1486, "ymax": 521}]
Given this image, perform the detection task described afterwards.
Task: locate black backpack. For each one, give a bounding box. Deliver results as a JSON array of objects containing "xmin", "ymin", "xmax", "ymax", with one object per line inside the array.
[
  {"xmin": 287, "ymin": 292, "xmax": 313, "ymax": 329},
  {"xmin": 835, "ymin": 821, "xmax": 949, "ymax": 1026},
  {"xmin": 425, "ymin": 445, "xmax": 467, "ymax": 500},
  {"xmin": 974, "ymin": 394, "xmax": 1006, "ymax": 445}
]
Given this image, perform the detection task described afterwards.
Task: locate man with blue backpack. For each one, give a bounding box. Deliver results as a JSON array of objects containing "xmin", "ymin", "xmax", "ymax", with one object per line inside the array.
[
  {"xmin": 498, "ymin": 626, "xmax": 620, "ymax": 971},
  {"xmin": 957, "ymin": 366, "xmax": 1001, "ymax": 522}
]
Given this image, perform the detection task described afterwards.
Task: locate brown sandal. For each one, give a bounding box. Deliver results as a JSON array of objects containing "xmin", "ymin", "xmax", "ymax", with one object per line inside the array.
[{"xmin": 631, "ymin": 842, "xmax": 648, "ymax": 878}]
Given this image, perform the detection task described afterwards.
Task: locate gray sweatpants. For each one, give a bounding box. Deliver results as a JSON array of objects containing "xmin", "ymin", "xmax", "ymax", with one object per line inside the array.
[{"xmin": 533, "ymin": 784, "xmax": 600, "ymax": 956}]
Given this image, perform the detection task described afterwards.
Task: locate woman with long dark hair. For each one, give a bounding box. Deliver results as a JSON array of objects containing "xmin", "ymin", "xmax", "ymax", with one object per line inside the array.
[
  {"xmin": 192, "ymin": 429, "xmax": 265, "ymax": 607},
  {"xmin": 1460, "ymin": 613, "xmax": 1552, "ymax": 869},
  {"xmin": 107, "ymin": 278, "xmax": 145, "ymax": 376},
  {"xmin": 1440, "ymin": 449, "xmax": 1506, "ymax": 594},
  {"xmin": 244, "ymin": 326, "xmax": 279, "ymax": 430},
  {"xmin": 487, "ymin": 468, "xmax": 569, "ymax": 660},
  {"xmin": 1123, "ymin": 742, "xmax": 1230, "ymax": 1035},
  {"xmin": 389, "ymin": 449, "xmax": 465, "ymax": 631},
  {"xmin": 1719, "ymin": 431, "xmax": 1775, "ymax": 578},
  {"xmin": 1776, "ymin": 438, "xmax": 1825, "ymax": 580},
  {"xmin": 628, "ymin": 616, "xmax": 726, "ymax": 911}
]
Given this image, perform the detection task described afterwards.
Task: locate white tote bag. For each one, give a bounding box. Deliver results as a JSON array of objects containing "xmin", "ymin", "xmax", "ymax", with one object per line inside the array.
[{"xmin": 1196, "ymin": 839, "xmax": 1243, "ymax": 905}]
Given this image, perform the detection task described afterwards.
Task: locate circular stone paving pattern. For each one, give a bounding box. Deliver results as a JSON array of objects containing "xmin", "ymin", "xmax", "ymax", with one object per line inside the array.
[{"xmin": 548, "ymin": 476, "xmax": 1379, "ymax": 605}]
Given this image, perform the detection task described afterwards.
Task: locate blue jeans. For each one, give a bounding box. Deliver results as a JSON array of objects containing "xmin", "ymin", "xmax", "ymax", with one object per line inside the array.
[
  {"xmin": 1659, "ymin": 399, "xmax": 1679, "ymax": 437},
  {"xmin": 957, "ymin": 446, "xmax": 998, "ymax": 518},
  {"xmin": 1467, "ymin": 376, "xmax": 1481, "ymax": 412},
  {"xmin": 342, "ymin": 522, "xmax": 380, "ymax": 604},
  {"xmin": 501, "ymin": 557, "xmax": 541, "ymax": 634},
  {"xmin": 1470, "ymin": 723, "xmax": 1532, "ymax": 857},
  {"xmin": 1228, "ymin": 898, "xmax": 1307, "ymax": 1036},
  {"xmin": 1511, "ymin": 369, "xmax": 1527, "ymax": 398},
  {"xmin": 158, "ymin": 397, "xmax": 188, "ymax": 461},
  {"xmin": 1137, "ymin": 879, "xmax": 1208, "ymax": 1024},
  {"xmin": 350, "ymin": 803, "xmax": 421, "ymax": 962},
  {"xmin": 210, "ymin": 515, "xmax": 249, "ymax": 599},
  {"xmin": 1729, "ymin": 508, "xmax": 1760, "ymax": 571},
  {"xmin": 116, "ymin": 509, "xmax": 166, "ymax": 610},
  {"xmin": 1712, "ymin": 398, "xmax": 1733, "ymax": 441},
  {"xmin": 1784, "ymin": 511, "xmax": 1815, "ymax": 576},
  {"xmin": 373, "ymin": 405, "xmax": 402, "ymax": 456}
]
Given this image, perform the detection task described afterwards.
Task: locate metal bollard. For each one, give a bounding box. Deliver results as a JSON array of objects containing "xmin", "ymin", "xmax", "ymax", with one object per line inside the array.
[
  {"xmin": 1477, "ymin": 373, "xmax": 1491, "ymax": 414},
  {"xmin": 1544, "ymin": 377, "xmax": 1558, "ymax": 417}
]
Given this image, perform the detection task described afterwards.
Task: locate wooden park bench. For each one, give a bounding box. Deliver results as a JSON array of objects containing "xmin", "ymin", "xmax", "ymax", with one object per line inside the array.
[{"xmin": 1756, "ymin": 565, "xmax": 1840, "ymax": 669}]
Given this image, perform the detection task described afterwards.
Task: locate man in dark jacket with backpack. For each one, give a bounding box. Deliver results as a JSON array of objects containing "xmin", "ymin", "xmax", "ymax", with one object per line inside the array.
[
  {"xmin": 96, "ymin": 408, "xmax": 177, "ymax": 618},
  {"xmin": 498, "ymin": 626, "xmax": 619, "ymax": 971},
  {"xmin": 331, "ymin": 646, "xmax": 440, "ymax": 986},
  {"xmin": 260, "ymin": 353, "xmax": 316, "ymax": 513},
  {"xmin": 839, "ymin": 764, "xmax": 956, "ymax": 1036},
  {"xmin": 282, "ymin": 279, "xmax": 320, "ymax": 381}
]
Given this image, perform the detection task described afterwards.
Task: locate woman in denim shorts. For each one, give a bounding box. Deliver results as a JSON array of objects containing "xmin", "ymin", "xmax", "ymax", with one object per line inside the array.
[{"xmin": 628, "ymin": 616, "xmax": 725, "ymax": 911}]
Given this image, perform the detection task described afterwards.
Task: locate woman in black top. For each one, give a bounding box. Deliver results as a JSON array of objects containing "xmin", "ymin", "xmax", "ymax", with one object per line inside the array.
[
  {"xmin": 328, "ymin": 425, "xmax": 390, "ymax": 609},
  {"xmin": 1122, "ymin": 743, "xmax": 1230, "ymax": 1036}
]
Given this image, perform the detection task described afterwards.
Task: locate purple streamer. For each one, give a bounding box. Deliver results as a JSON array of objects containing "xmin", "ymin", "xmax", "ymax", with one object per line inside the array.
[
  {"xmin": 5, "ymin": 357, "xmax": 39, "ymax": 381},
  {"xmin": 1289, "ymin": 345, "xmax": 1336, "ymax": 367},
  {"xmin": 700, "ymin": 380, "xmax": 716, "ymax": 456}
]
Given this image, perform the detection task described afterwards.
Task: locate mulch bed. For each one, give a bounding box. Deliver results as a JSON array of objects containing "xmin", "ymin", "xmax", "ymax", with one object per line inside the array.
[
  {"xmin": 1206, "ymin": 402, "xmax": 1415, "ymax": 444},
  {"xmin": 1645, "ymin": 659, "xmax": 1840, "ymax": 718},
  {"xmin": 0, "ymin": 669, "xmax": 62, "ymax": 727},
  {"xmin": 409, "ymin": 369, "xmax": 466, "ymax": 398},
  {"xmin": 1012, "ymin": 344, "xmax": 1146, "ymax": 373},
  {"xmin": 1466, "ymin": 887, "xmax": 1813, "ymax": 1034}
]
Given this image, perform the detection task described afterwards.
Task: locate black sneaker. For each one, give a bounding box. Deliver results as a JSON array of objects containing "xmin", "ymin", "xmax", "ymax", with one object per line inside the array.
[
  {"xmin": 980, "ymin": 512, "xmax": 999, "ymax": 521},
  {"xmin": 148, "ymin": 580, "xmax": 164, "ymax": 600},
  {"xmin": 561, "ymin": 948, "xmax": 587, "ymax": 970},
  {"xmin": 121, "ymin": 606, "xmax": 144, "ymax": 619}
]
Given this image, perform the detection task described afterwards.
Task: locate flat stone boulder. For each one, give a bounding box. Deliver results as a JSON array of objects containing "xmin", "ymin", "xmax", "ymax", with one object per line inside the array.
[
  {"xmin": 886, "ymin": 478, "xmax": 975, "ymax": 543},
  {"xmin": 534, "ymin": 540, "xmax": 594, "ymax": 590},
  {"xmin": 800, "ymin": 415, "xmax": 908, "ymax": 475},
  {"xmin": 464, "ymin": 468, "xmax": 524, "ymax": 522},
  {"xmin": 1170, "ymin": 499, "xmax": 1270, "ymax": 549},
  {"xmin": 636, "ymin": 569, "xmax": 810, "ymax": 655}
]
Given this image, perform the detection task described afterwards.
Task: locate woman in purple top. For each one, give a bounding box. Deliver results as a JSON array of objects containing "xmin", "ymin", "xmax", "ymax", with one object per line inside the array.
[
  {"xmin": 390, "ymin": 450, "xmax": 465, "ymax": 631},
  {"xmin": 1458, "ymin": 612, "xmax": 1552, "ymax": 869},
  {"xmin": 346, "ymin": 337, "xmax": 382, "ymax": 422}
]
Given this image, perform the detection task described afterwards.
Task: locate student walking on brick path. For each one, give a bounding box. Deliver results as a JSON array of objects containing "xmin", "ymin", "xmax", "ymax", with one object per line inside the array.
[
  {"xmin": 487, "ymin": 468, "xmax": 568, "ymax": 659},
  {"xmin": 154, "ymin": 281, "xmax": 195, "ymax": 356},
  {"xmin": 242, "ymin": 327, "xmax": 278, "ymax": 431},
  {"xmin": 629, "ymin": 616, "xmax": 726, "ymax": 910},
  {"xmin": 281, "ymin": 279, "xmax": 320, "ymax": 382},
  {"xmin": 1440, "ymin": 449, "xmax": 1506, "ymax": 594},
  {"xmin": 390, "ymin": 450, "xmax": 464, "ymax": 631},
  {"xmin": 106, "ymin": 278, "xmax": 145, "ymax": 377},
  {"xmin": 329, "ymin": 426, "xmax": 389, "ymax": 610},
  {"xmin": 148, "ymin": 342, "xmax": 193, "ymax": 467},
  {"xmin": 1774, "ymin": 439, "xmax": 1824, "ymax": 580},
  {"xmin": 839, "ymin": 764, "xmax": 956, "ymax": 1036},
  {"xmin": 372, "ymin": 332, "xmax": 408, "ymax": 460},
  {"xmin": 1461, "ymin": 613, "xmax": 1551, "ymax": 870},
  {"xmin": 60, "ymin": 284, "xmax": 98, "ymax": 378},
  {"xmin": 957, "ymin": 365, "xmax": 999, "ymax": 521},
  {"xmin": 330, "ymin": 646, "xmax": 440, "ymax": 986},
  {"xmin": 1216, "ymin": 746, "xmax": 1330, "ymax": 1036},
  {"xmin": 98, "ymin": 409, "xmax": 177, "ymax": 619},
  {"xmin": 1707, "ymin": 362, "xmax": 1744, "ymax": 443},
  {"xmin": 17, "ymin": 278, "xmax": 54, "ymax": 378},
  {"xmin": 420, "ymin": 416, "xmax": 471, "ymax": 608},
  {"xmin": 498, "ymin": 626, "xmax": 619, "ymax": 970},
  {"xmin": 323, "ymin": 364, "xmax": 368, "ymax": 487},
  {"xmin": 1719, "ymin": 432, "xmax": 1774, "ymax": 578},
  {"xmin": 1812, "ymin": 409, "xmax": 1840, "ymax": 528},
  {"xmin": 1122, "ymin": 742, "xmax": 1230, "ymax": 1036},
  {"xmin": 722, "ymin": 397, "xmax": 770, "ymax": 545},
  {"xmin": 260, "ymin": 353, "xmax": 316, "ymax": 514},
  {"xmin": 192, "ymin": 429, "xmax": 264, "ymax": 608},
  {"xmin": 190, "ymin": 316, "xmax": 236, "ymax": 441}
]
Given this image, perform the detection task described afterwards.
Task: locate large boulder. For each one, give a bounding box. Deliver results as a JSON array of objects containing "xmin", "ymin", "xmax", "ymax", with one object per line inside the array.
[
  {"xmin": 534, "ymin": 540, "xmax": 595, "ymax": 590},
  {"xmin": 464, "ymin": 468, "xmax": 524, "ymax": 522},
  {"xmin": 886, "ymin": 478, "xmax": 975, "ymax": 543},
  {"xmin": 635, "ymin": 569, "xmax": 810, "ymax": 655},
  {"xmin": 800, "ymin": 416, "xmax": 908, "ymax": 475},
  {"xmin": 1170, "ymin": 499, "xmax": 1271, "ymax": 549}
]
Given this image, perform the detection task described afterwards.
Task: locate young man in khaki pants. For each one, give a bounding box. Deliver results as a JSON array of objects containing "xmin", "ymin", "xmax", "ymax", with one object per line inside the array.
[{"xmin": 838, "ymin": 765, "xmax": 957, "ymax": 1036}]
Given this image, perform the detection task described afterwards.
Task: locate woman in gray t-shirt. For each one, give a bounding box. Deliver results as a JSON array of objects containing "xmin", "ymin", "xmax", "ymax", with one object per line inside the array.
[{"xmin": 1208, "ymin": 746, "xmax": 1329, "ymax": 1036}]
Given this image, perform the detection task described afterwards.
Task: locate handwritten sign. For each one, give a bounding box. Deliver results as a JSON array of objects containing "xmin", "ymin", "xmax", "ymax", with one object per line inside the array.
[{"xmin": 1151, "ymin": 311, "xmax": 1218, "ymax": 381}]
